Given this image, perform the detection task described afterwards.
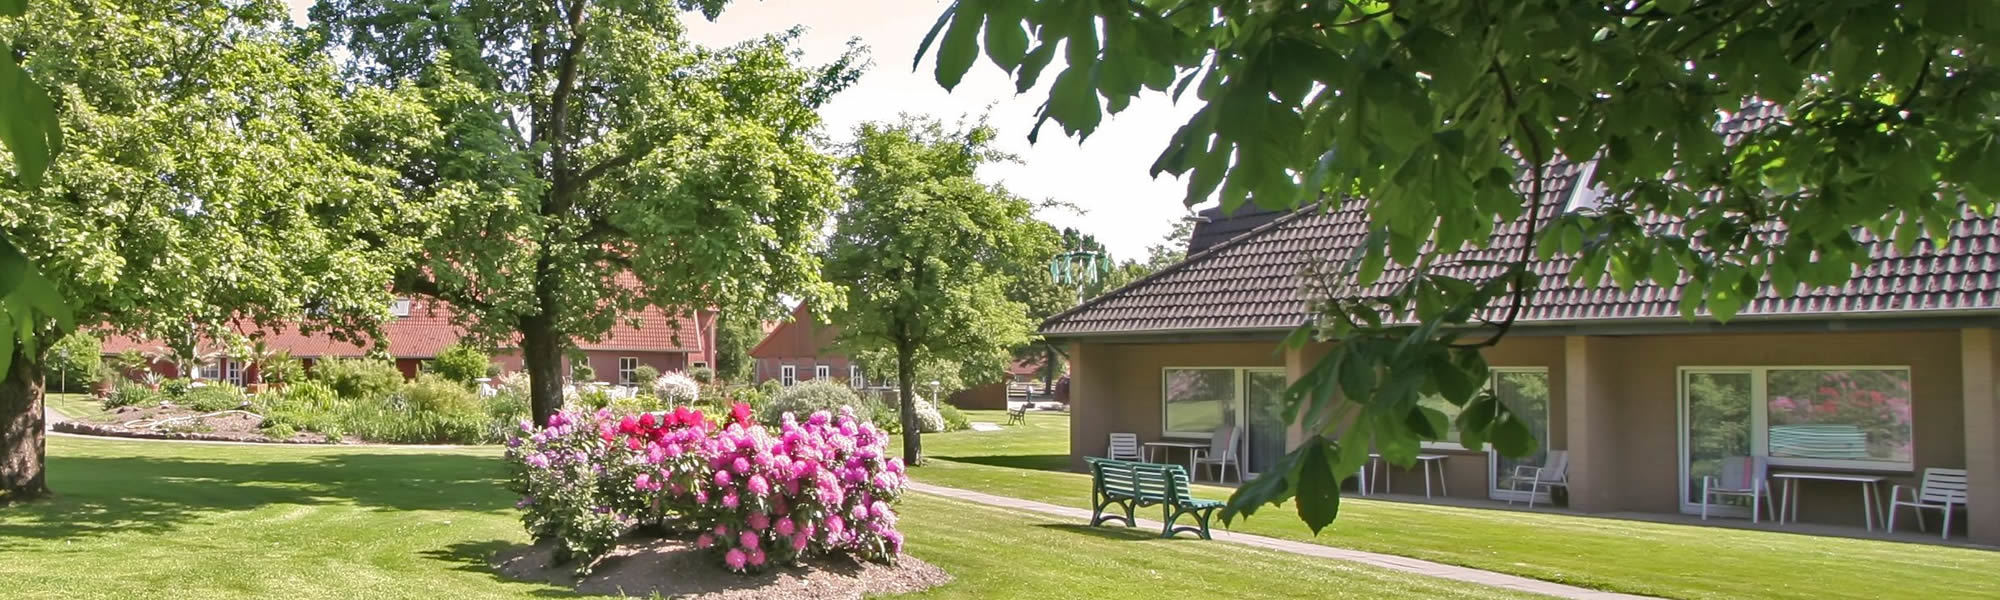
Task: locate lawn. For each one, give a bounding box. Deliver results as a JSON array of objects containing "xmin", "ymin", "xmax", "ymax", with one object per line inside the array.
[
  {"xmin": 45, "ymin": 392, "xmax": 109, "ymax": 421},
  {"xmin": 0, "ymin": 434, "xmax": 1529, "ymax": 599},
  {"xmin": 911, "ymin": 409, "xmax": 2000, "ymax": 600}
]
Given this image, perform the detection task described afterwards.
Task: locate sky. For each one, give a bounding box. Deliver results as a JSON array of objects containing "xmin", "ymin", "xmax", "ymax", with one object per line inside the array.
[{"xmin": 285, "ymin": 0, "xmax": 1199, "ymax": 260}]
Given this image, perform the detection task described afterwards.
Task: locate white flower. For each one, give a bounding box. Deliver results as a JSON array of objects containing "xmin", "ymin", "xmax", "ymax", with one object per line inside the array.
[{"xmin": 652, "ymin": 372, "xmax": 700, "ymax": 405}]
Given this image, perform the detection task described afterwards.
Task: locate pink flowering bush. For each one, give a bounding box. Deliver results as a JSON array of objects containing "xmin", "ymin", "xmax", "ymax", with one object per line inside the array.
[{"xmin": 505, "ymin": 402, "xmax": 908, "ymax": 574}]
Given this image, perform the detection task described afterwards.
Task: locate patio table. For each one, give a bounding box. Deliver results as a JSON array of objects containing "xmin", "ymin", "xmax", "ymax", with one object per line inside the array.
[
  {"xmin": 1771, "ymin": 471, "xmax": 1889, "ymax": 531},
  {"xmin": 1143, "ymin": 440, "xmax": 1210, "ymax": 475}
]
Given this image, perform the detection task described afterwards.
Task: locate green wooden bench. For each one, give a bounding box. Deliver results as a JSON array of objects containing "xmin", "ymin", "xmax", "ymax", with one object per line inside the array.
[
  {"xmin": 1086, "ymin": 456, "xmax": 1224, "ymax": 539},
  {"xmin": 1006, "ymin": 404, "xmax": 1029, "ymax": 425}
]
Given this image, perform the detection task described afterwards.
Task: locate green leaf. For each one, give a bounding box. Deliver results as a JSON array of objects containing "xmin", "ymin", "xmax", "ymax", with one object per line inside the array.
[
  {"xmin": 981, "ymin": 4, "xmax": 1029, "ymax": 71},
  {"xmin": 1337, "ymin": 348, "xmax": 1376, "ymax": 402},
  {"xmin": 1490, "ymin": 409, "xmax": 1538, "ymax": 458},
  {"xmin": 933, "ymin": 4, "xmax": 985, "ymax": 91},
  {"xmin": 0, "ymin": 0, "xmax": 23, "ymax": 18},
  {"xmin": 1014, "ymin": 43, "xmax": 1059, "ymax": 93},
  {"xmin": 913, "ymin": 4, "xmax": 959, "ymax": 72},
  {"xmin": 1293, "ymin": 438, "xmax": 1342, "ymax": 534},
  {"xmin": 1222, "ymin": 442, "xmax": 1306, "ymax": 525},
  {"xmin": 1045, "ymin": 65, "xmax": 1103, "ymax": 138}
]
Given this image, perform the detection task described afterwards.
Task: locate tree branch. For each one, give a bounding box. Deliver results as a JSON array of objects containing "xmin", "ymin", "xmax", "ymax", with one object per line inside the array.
[
  {"xmin": 1453, "ymin": 57, "xmax": 1549, "ymax": 349},
  {"xmin": 546, "ymin": 0, "xmax": 591, "ymax": 189},
  {"xmin": 394, "ymin": 269, "xmax": 493, "ymax": 312}
]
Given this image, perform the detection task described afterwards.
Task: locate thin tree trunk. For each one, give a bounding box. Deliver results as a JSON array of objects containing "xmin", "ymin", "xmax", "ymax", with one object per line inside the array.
[
  {"xmin": 521, "ymin": 315, "xmax": 566, "ymax": 426},
  {"xmin": 895, "ymin": 330, "xmax": 920, "ymax": 466},
  {"xmin": 0, "ymin": 347, "xmax": 48, "ymax": 504}
]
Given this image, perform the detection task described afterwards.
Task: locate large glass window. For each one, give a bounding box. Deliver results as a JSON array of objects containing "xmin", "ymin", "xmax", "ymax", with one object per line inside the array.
[
  {"xmin": 1419, "ymin": 369, "xmax": 1549, "ymax": 450},
  {"xmin": 1163, "ymin": 368, "xmax": 1238, "ymax": 437},
  {"xmin": 618, "ymin": 357, "xmax": 638, "ymax": 385},
  {"xmin": 1765, "ymin": 368, "xmax": 1913, "ymax": 466}
]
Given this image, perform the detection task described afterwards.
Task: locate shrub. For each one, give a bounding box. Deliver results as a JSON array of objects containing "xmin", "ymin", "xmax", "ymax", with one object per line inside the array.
[
  {"xmin": 386, "ymin": 374, "xmax": 490, "ymax": 443},
  {"xmin": 651, "ymin": 372, "xmax": 700, "ymax": 405},
  {"xmin": 264, "ymin": 422, "xmax": 298, "ymax": 440},
  {"xmin": 761, "ymin": 379, "xmax": 868, "ymax": 425},
  {"xmin": 910, "ymin": 398, "xmax": 946, "ymax": 433},
  {"xmin": 689, "ymin": 366, "xmax": 715, "ymax": 384},
  {"xmin": 158, "ymin": 378, "xmax": 192, "ymax": 398},
  {"xmin": 485, "ymin": 363, "xmax": 504, "ymax": 378},
  {"xmin": 730, "ymin": 385, "xmax": 770, "ymax": 417},
  {"xmin": 572, "ymin": 363, "xmax": 596, "ymax": 382},
  {"xmin": 632, "ymin": 365, "xmax": 660, "ymax": 388},
  {"xmin": 258, "ymin": 351, "xmax": 305, "ymax": 385},
  {"xmin": 504, "ymin": 403, "xmax": 906, "ymax": 574},
  {"xmin": 758, "ymin": 379, "xmax": 781, "ymax": 398},
  {"xmin": 430, "ymin": 343, "xmax": 490, "ymax": 385},
  {"xmin": 568, "ymin": 386, "xmax": 615, "ymax": 411},
  {"xmin": 105, "ymin": 380, "xmax": 161, "ymax": 409},
  {"xmin": 313, "ymin": 358, "xmax": 404, "ymax": 399},
  {"xmin": 937, "ymin": 402, "xmax": 969, "ymax": 432},
  {"xmin": 186, "ymin": 383, "xmax": 248, "ymax": 412}
]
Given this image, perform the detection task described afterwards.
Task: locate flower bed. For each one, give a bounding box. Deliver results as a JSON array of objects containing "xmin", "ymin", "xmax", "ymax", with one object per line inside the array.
[{"xmin": 505, "ymin": 402, "xmax": 908, "ymax": 574}]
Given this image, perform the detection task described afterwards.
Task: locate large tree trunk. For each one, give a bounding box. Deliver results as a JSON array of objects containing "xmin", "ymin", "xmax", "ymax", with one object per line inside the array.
[
  {"xmin": 520, "ymin": 315, "xmax": 566, "ymax": 427},
  {"xmin": 895, "ymin": 331, "xmax": 920, "ymax": 466},
  {"xmin": 0, "ymin": 347, "xmax": 47, "ymax": 504}
]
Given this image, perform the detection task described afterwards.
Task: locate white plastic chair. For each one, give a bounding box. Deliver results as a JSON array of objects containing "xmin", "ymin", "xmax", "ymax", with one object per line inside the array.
[
  {"xmin": 1701, "ymin": 456, "xmax": 1774, "ymax": 522},
  {"xmin": 1507, "ymin": 449, "xmax": 1569, "ymax": 508},
  {"xmin": 1191, "ymin": 425, "xmax": 1243, "ymax": 483},
  {"xmin": 1889, "ymin": 468, "xmax": 1969, "ymax": 539},
  {"xmin": 1107, "ymin": 433, "xmax": 1143, "ymax": 462}
]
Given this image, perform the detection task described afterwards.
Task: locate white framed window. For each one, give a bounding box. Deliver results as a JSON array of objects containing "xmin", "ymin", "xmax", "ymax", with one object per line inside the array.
[
  {"xmin": 1678, "ymin": 366, "xmax": 1914, "ymax": 475},
  {"xmin": 815, "ymin": 365, "xmax": 830, "ymax": 380},
  {"xmin": 224, "ymin": 359, "xmax": 244, "ymax": 386},
  {"xmin": 1417, "ymin": 368, "xmax": 1550, "ymax": 451},
  {"xmin": 390, "ymin": 298, "xmax": 412, "ymax": 317},
  {"xmin": 618, "ymin": 357, "xmax": 638, "ymax": 385},
  {"xmin": 780, "ymin": 365, "xmax": 796, "ymax": 386},
  {"xmin": 1162, "ymin": 368, "xmax": 1239, "ymax": 438},
  {"xmin": 850, "ymin": 365, "xmax": 864, "ymax": 389}
]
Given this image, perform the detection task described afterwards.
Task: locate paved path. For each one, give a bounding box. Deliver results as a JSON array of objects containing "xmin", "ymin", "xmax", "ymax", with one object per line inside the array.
[{"xmin": 908, "ymin": 481, "xmax": 1653, "ymax": 600}]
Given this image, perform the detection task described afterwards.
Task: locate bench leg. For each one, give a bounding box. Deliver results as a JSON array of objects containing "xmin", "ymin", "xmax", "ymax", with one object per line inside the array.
[
  {"xmin": 1161, "ymin": 505, "xmax": 1218, "ymax": 540},
  {"xmin": 1092, "ymin": 493, "xmax": 1135, "ymax": 527}
]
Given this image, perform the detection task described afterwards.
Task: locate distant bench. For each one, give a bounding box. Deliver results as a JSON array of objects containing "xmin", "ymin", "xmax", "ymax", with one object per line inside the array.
[{"xmin": 1086, "ymin": 457, "xmax": 1224, "ymax": 540}]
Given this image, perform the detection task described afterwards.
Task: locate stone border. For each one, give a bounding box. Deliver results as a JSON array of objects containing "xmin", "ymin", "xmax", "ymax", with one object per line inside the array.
[{"xmin": 51, "ymin": 421, "xmax": 330, "ymax": 445}]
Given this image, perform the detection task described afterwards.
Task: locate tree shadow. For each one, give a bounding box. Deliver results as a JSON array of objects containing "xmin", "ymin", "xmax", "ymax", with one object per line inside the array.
[
  {"xmin": 0, "ymin": 449, "xmax": 513, "ymax": 550},
  {"xmin": 442, "ymin": 532, "xmax": 911, "ymax": 599},
  {"xmin": 935, "ymin": 453, "xmax": 1072, "ymax": 473},
  {"xmin": 1033, "ymin": 522, "xmax": 1167, "ymax": 542}
]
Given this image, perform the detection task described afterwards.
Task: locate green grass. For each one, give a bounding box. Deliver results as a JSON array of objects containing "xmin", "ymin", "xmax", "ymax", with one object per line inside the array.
[
  {"xmin": 45, "ymin": 392, "xmax": 109, "ymax": 421},
  {"xmin": 0, "ymin": 434, "xmax": 1523, "ymax": 599},
  {"xmin": 909, "ymin": 410, "xmax": 2000, "ymax": 600}
]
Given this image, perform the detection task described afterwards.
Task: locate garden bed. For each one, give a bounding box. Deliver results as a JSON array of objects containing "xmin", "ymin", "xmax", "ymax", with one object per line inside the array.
[
  {"xmin": 56, "ymin": 402, "xmax": 334, "ymax": 444},
  {"xmin": 493, "ymin": 533, "xmax": 950, "ymax": 599}
]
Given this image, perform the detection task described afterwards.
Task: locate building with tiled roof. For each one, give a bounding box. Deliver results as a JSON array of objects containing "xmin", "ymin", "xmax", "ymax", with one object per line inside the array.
[
  {"xmin": 100, "ymin": 296, "xmax": 716, "ymax": 385},
  {"xmin": 1048, "ymin": 106, "xmax": 2000, "ymax": 544}
]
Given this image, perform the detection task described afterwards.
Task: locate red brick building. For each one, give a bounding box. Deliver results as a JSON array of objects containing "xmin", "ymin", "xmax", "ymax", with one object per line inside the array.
[
  {"xmin": 749, "ymin": 302, "xmax": 864, "ymax": 388},
  {"xmin": 101, "ymin": 297, "xmax": 716, "ymax": 385}
]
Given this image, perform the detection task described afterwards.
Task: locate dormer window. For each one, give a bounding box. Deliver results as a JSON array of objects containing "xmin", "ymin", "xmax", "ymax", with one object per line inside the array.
[
  {"xmin": 390, "ymin": 298, "xmax": 412, "ymax": 317},
  {"xmin": 1565, "ymin": 160, "xmax": 1605, "ymax": 212}
]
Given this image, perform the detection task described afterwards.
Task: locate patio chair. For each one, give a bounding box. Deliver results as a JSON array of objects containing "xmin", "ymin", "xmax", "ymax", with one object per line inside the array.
[
  {"xmin": 1700, "ymin": 456, "xmax": 1774, "ymax": 523},
  {"xmin": 1107, "ymin": 433, "xmax": 1143, "ymax": 462},
  {"xmin": 1888, "ymin": 468, "xmax": 1969, "ymax": 539},
  {"xmin": 1191, "ymin": 425, "xmax": 1243, "ymax": 483},
  {"xmin": 1507, "ymin": 449, "xmax": 1569, "ymax": 508}
]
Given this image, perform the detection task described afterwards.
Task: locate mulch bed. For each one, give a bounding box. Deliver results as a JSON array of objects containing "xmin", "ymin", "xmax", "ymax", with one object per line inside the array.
[
  {"xmin": 492, "ymin": 533, "xmax": 953, "ymax": 599},
  {"xmin": 55, "ymin": 403, "xmax": 332, "ymax": 444}
]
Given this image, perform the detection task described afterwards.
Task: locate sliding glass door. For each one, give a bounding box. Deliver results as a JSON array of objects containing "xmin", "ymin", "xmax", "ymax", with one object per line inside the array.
[
  {"xmin": 1487, "ymin": 369, "xmax": 1552, "ymax": 501},
  {"xmin": 1244, "ymin": 369, "xmax": 1288, "ymax": 475},
  {"xmin": 1679, "ymin": 370, "xmax": 1757, "ymax": 516}
]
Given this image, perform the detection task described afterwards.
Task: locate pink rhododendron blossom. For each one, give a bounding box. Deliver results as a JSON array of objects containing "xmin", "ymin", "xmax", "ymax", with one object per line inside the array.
[
  {"xmin": 724, "ymin": 548, "xmax": 747, "ymax": 571},
  {"xmin": 748, "ymin": 512, "xmax": 770, "ymax": 531},
  {"xmin": 739, "ymin": 530, "xmax": 760, "ymax": 550},
  {"xmin": 747, "ymin": 474, "xmax": 770, "ymax": 497},
  {"xmin": 722, "ymin": 491, "xmax": 740, "ymax": 509},
  {"xmin": 775, "ymin": 517, "xmax": 796, "ymax": 536},
  {"xmin": 714, "ymin": 470, "xmax": 732, "ymax": 487},
  {"xmin": 748, "ymin": 549, "xmax": 767, "ymax": 567},
  {"xmin": 696, "ymin": 533, "xmax": 714, "ymax": 549}
]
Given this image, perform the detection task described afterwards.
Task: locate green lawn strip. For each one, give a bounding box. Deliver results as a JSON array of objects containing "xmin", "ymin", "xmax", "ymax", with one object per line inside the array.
[
  {"xmin": 44, "ymin": 392, "xmax": 109, "ymax": 421},
  {"xmin": 908, "ymin": 413, "xmax": 2000, "ymax": 600},
  {"xmin": 6, "ymin": 434, "xmax": 1534, "ymax": 600},
  {"xmin": 897, "ymin": 494, "xmax": 1540, "ymax": 599}
]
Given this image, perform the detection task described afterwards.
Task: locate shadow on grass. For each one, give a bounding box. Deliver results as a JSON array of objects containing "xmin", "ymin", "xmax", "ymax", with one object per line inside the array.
[
  {"xmin": 1033, "ymin": 523, "xmax": 1169, "ymax": 542},
  {"xmin": 0, "ymin": 450, "xmax": 513, "ymax": 550},
  {"xmin": 933, "ymin": 454, "xmax": 1072, "ymax": 473}
]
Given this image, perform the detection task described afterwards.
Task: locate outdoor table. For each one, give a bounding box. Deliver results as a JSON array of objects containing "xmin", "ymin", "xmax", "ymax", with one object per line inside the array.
[
  {"xmin": 1367, "ymin": 453, "xmax": 1451, "ymax": 498},
  {"xmin": 1771, "ymin": 471, "xmax": 1889, "ymax": 531},
  {"xmin": 1143, "ymin": 440, "xmax": 1210, "ymax": 475}
]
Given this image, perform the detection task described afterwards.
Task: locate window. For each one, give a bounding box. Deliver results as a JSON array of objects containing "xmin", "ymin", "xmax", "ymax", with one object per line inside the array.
[
  {"xmin": 1162, "ymin": 368, "xmax": 1238, "ymax": 438},
  {"xmin": 390, "ymin": 298, "xmax": 412, "ymax": 317},
  {"xmin": 815, "ymin": 365, "xmax": 830, "ymax": 380},
  {"xmin": 780, "ymin": 365, "xmax": 796, "ymax": 386},
  {"xmin": 691, "ymin": 361, "xmax": 707, "ymax": 369},
  {"xmin": 618, "ymin": 357, "xmax": 638, "ymax": 385},
  {"xmin": 224, "ymin": 359, "xmax": 244, "ymax": 386},
  {"xmin": 849, "ymin": 365, "xmax": 864, "ymax": 389},
  {"xmin": 1418, "ymin": 369, "xmax": 1550, "ymax": 450},
  {"xmin": 1680, "ymin": 367, "xmax": 1913, "ymax": 472}
]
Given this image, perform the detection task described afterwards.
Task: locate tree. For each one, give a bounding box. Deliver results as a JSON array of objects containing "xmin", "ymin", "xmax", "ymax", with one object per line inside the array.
[
  {"xmin": 924, "ymin": 1, "xmax": 1999, "ymax": 532},
  {"xmin": 430, "ymin": 343, "xmax": 492, "ymax": 385},
  {"xmin": 0, "ymin": 0, "xmax": 416, "ymax": 501},
  {"xmin": 826, "ymin": 116, "xmax": 1058, "ymax": 464},
  {"xmin": 311, "ymin": 1, "xmax": 862, "ymax": 426},
  {"xmin": 712, "ymin": 311, "xmax": 764, "ymax": 383}
]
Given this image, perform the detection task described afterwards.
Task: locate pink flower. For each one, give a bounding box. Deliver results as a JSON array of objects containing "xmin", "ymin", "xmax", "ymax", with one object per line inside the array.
[
  {"xmin": 790, "ymin": 533, "xmax": 809, "ymax": 550},
  {"xmin": 732, "ymin": 456, "xmax": 750, "ymax": 474},
  {"xmin": 635, "ymin": 473, "xmax": 653, "ymax": 490},
  {"xmin": 739, "ymin": 530, "xmax": 760, "ymax": 550},
  {"xmin": 722, "ymin": 491, "xmax": 740, "ymax": 509},
  {"xmin": 870, "ymin": 501, "xmax": 890, "ymax": 519},
  {"xmin": 748, "ymin": 512, "xmax": 770, "ymax": 531},
  {"xmin": 524, "ymin": 453, "xmax": 549, "ymax": 469},
  {"xmin": 696, "ymin": 533, "xmax": 715, "ymax": 549},
  {"xmin": 748, "ymin": 549, "xmax": 767, "ymax": 566},
  {"xmin": 724, "ymin": 548, "xmax": 747, "ymax": 571},
  {"xmin": 714, "ymin": 470, "xmax": 733, "ymax": 487},
  {"xmin": 714, "ymin": 523, "xmax": 731, "ymax": 538},
  {"xmin": 747, "ymin": 474, "xmax": 770, "ymax": 497},
  {"xmin": 775, "ymin": 517, "xmax": 796, "ymax": 537},
  {"xmin": 850, "ymin": 503, "xmax": 868, "ymax": 521}
]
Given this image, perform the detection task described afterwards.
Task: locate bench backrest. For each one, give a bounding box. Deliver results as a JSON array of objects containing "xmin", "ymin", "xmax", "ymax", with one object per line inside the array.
[{"xmin": 1087, "ymin": 457, "xmax": 1197, "ymax": 504}]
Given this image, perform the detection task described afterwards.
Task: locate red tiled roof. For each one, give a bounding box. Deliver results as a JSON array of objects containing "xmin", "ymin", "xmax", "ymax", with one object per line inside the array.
[
  {"xmin": 1042, "ymin": 105, "xmax": 2000, "ymax": 337},
  {"xmin": 100, "ymin": 298, "xmax": 711, "ymax": 358}
]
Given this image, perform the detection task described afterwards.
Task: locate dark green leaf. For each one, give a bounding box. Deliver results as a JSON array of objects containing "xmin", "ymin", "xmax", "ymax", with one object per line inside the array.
[
  {"xmin": 933, "ymin": 5, "xmax": 985, "ymax": 91},
  {"xmin": 1293, "ymin": 438, "xmax": 1342, "ymax": 534}
]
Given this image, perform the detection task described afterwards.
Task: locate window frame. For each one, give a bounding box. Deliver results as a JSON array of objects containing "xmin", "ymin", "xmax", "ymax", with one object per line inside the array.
[
  {"xmin": 849, "ymin": 365, "xmax": 864, "ymax": 389},
  {"xmin": 224, "ymin": 358, "xmax": 244, "ymax": 386},
  {"xmin": 780, "ymin": 365, "xmax": 797, "ymax": 386},
  {"xmin": 1160, "ymin": 367, "xmax": 1243, "ymax": 439},
  {"xmin": 1676, "ymin": 365, "xmax": 1915, "ymax": 472},
  {"xmin": 1420, "ymin": 367, "xmax": 1550, "ymax": 451},
  {"xmin": 617, "ymin": 357, "xmax": 639, "ymax": 385},
  {"xmin": 815, "ymin": 365, "xmax": 830, "ymax": 380}
]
